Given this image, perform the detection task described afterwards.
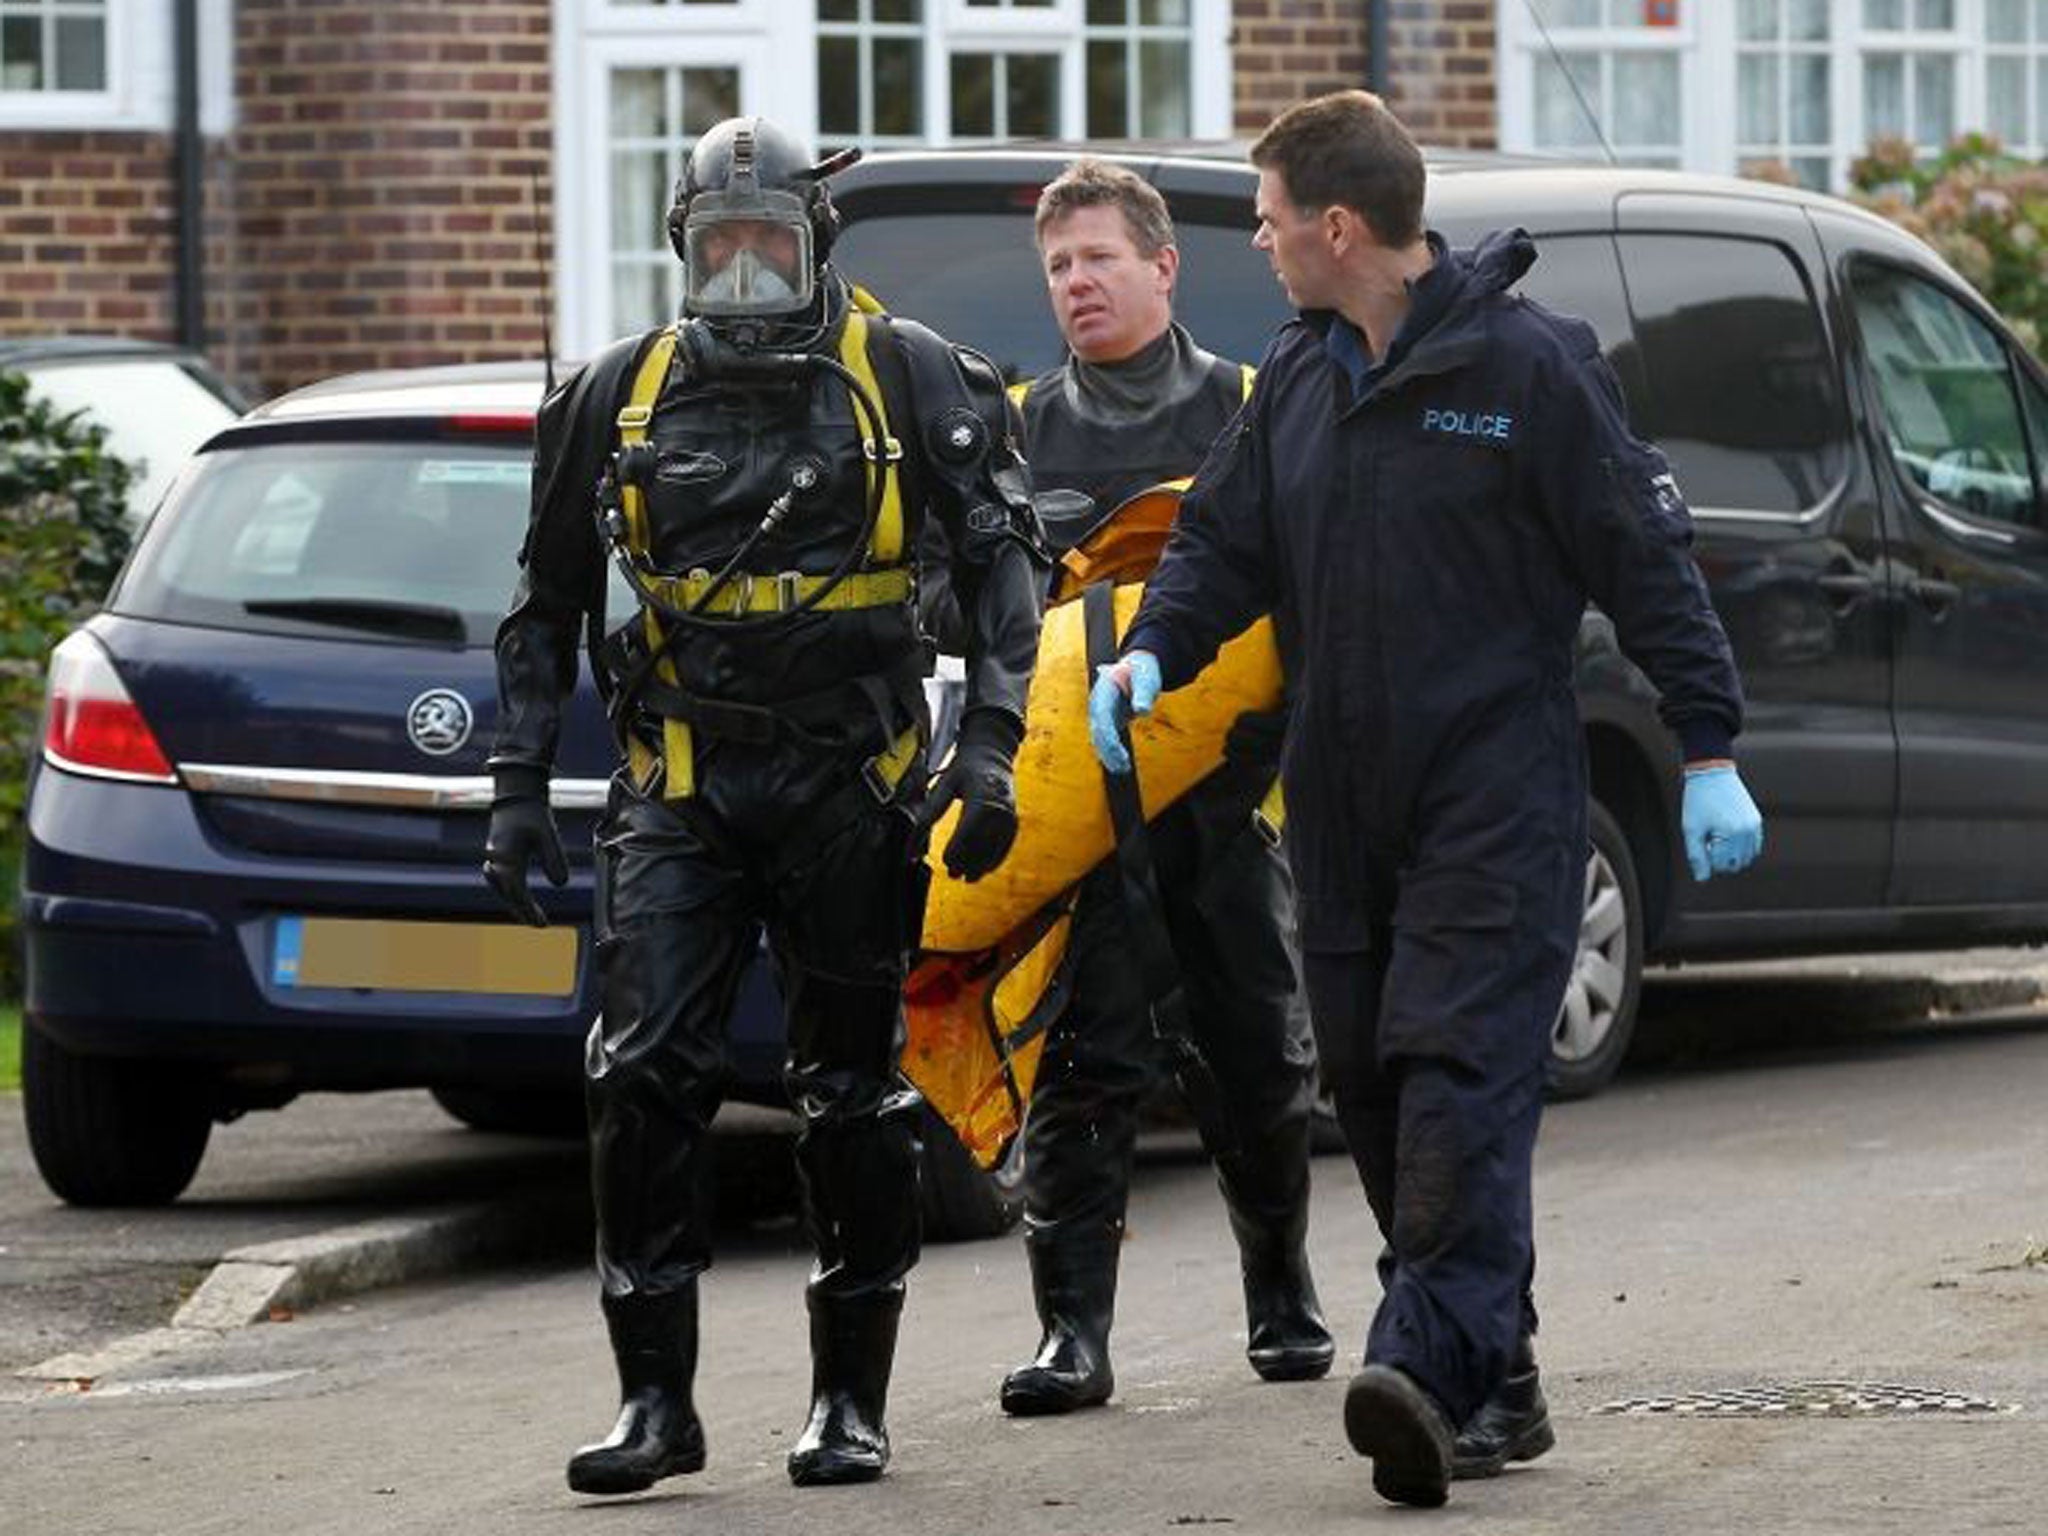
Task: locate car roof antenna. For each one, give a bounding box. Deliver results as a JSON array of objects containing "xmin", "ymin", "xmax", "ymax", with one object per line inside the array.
[
  {"xmin": 1522, "ymin": 0, "xmax": 1618, "ymax": 166},
  {"xmin": 530, "ymin": 166, "xmax": 557, "ymax": 399}
]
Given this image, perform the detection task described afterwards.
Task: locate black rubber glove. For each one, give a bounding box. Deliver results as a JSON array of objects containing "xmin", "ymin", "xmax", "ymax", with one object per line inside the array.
[
  {"xmin": 482, "ymin": 764, "xmax": 568, "ymax": 928},
  {"xmin": 917, "ymin": 709, "xmax": 1023, "ymax": 882}
]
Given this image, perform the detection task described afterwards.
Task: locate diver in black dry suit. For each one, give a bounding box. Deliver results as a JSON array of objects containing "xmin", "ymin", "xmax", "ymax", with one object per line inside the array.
[{"xmin": 483, "ymin": 116, "xmax": 1044, "ymax": 1492}]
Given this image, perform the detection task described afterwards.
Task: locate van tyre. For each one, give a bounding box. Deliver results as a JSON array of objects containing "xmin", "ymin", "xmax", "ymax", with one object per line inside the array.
[
  {"xmin": 22, "ymin": 1022, "xmax": 211, "ymax": 1206},
  {"xmin": 917, "ymin": 1103, "xmax": 1024, "ymax": 1242},
  {"xmin": 1546, "ymin": 799, "xmax": 1644, "ymax": 1102}
]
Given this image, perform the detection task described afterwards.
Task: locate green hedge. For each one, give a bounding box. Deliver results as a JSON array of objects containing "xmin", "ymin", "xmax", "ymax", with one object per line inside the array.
[{"xmin": 1, "ymin": 368, "xmax": 136, "ymax": 998}]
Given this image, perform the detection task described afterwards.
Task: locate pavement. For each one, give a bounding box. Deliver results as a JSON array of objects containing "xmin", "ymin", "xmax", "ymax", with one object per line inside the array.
[{"xmin": 3, "ymin": 946, "xmax": 2046, "ymax": 1388}]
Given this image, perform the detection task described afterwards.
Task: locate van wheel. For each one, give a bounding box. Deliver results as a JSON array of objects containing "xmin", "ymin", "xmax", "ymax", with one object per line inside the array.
[
  {"xmin": 431, "ymin": 1085, "xmax": 586, "ymax": 1138},
  {"xmin": 1547, "ymin": 800, "xmax": 1644, "ymax": 1101},
  {"xmin": 22, "ymin": 1022, "xmax": 211, "ymax": 1206},
  {"xmin": 918, "ymin": 1104, "xmax": 1025, "ymax": 1242}
]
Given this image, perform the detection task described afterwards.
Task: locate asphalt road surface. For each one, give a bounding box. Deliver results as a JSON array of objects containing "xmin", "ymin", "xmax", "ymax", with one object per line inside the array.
[{"xmin": 6, "ymin": 971, "xmax": 2048, "ymax": 1533}]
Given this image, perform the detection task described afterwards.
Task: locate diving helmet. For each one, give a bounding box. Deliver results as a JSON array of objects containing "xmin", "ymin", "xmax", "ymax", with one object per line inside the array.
[{"xmin": 668, "ymin": 117, "xmax": 842, "ymax": 322}]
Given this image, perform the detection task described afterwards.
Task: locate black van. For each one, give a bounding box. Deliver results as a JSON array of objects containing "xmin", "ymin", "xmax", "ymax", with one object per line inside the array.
[{"xmin": 830, "ymin": 148, "xmax": 2048, "ymax": 1098}]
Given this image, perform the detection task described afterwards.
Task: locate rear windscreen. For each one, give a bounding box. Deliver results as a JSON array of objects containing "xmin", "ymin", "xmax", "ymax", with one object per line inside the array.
[{"xmin": 114, "ymin": 439, "xmax": 549, "ymax": 647}]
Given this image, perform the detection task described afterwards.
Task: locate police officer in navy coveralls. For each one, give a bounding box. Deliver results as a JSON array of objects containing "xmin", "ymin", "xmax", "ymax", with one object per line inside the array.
[{"xmin": 1090, "ymin": 92, "xmax": 1763, "ymax": 1508}]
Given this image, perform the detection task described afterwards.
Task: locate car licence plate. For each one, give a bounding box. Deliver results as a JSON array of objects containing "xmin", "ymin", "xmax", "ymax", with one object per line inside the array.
[{"xmin": 271, "ymin": 916, "xmax": 578, "ymax": 997}]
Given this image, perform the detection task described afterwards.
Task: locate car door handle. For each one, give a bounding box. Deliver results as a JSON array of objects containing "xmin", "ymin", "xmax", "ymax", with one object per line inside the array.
[
  {"xmin": 1908, "ymin": 575, "xmax": 1961, "ymax": 617},
  {"xmin": 1815, "ymin": 571, "xmax": 1874, "ymax": 612}
]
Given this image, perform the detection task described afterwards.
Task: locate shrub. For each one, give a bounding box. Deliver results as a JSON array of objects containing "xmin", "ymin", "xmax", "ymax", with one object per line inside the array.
[
  {"xmin": 0, "ymin": 368, "xmax": 136, "ymax": 996},
  {"xmin": 1847, "ymin": 133, "xmax": 2048, "ymax": 358}
]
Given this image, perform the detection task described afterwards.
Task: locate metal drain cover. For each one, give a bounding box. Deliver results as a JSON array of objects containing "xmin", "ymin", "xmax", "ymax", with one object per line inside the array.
[{"xmin": 1595, "ymin": 1381, "xmax": 2018, "ymax": 1417}]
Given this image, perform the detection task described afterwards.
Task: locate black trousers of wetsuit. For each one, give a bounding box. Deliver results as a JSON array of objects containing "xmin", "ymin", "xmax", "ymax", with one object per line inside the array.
[
  {"xmin": 586, "ymin": 733, "xmax": 927, "ymax": 1307},
  {"xmin": 1023, "ymin": 766, "xmax": 1317, "ymax": 1247}
]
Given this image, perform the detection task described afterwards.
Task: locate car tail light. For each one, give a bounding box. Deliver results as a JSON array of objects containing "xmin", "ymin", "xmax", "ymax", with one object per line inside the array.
[{"xmin": 41, "ymin": 630, "xmax": 178, "ymax": 784}]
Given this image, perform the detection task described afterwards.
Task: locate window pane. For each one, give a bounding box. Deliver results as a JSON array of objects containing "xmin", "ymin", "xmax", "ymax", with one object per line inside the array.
[
  {"xmin": 1791, "ymin": 155, "xmax": 1830, "ymax": 187},
  {"xmin": 1988, "ymin": 57, "xmax": 2028, "ymax": 144},
  {"xmin": 1550, "ymin": 0, "xmax": 1601, "ymax": 24},
  {"xmin": 1865, "ymin": 55, "xmax": 1905, "ymax": 138},
  {"xmin": 1789, "ymin": 0, "xmax": 1830, "ymax": 40},
  {"xmin": 680, "ymin": 68, "xmax": 738, "ymax": 134},
  {"xmin": 1864, "ymin": 0, "xmax": 1904, "ymax": 27},
  {"xmin": 1009, "ymin": 53, "xmax": 1060, "ymax": 139},
  {"xmin": 1613, "ymin": 52, "xmax": 1678, "ymax": 147},
  {"xmin": 819, "ymin": 35, "xmax": 860, "ymax": 136},
  {"xmin": 55, "ymin": 15, "xmax": 104, "ymax": 91},
  {"xmin": 1790, "ymin": 55, "xmax": 1829, "ymax": 142},
  {"xmin": 951, "ymin": 53, "xmax": 995, "ymax": 137},
  {"xmin": 873, "ymin": 37, "xmax": 922, "ymax": 137},
  {"xmin": 1913, "ymin": 54, "xmax": 1953, "ymax": 145},
  {"xmin": 1087, "ymin": 38, "xmax": 1127, "ymax": 139},
  {"xmin": 1140, "ymin": 0, "xmax": 1191, "ymax": 22},
  {"xmin": 1739, "ymin": 56, "xmax": 1780, "ymax": 142},
  {"xmin": 1852, "ymin": 266, "xmax": 2035, "ymax": 526},
  {"xmin": 1535, "ymin": 53, "xmax": 1603, "ymax": 149},
  {"xmin": 1, "ymin": 15, "xmax": 43, "ymax": 91},
  {"xmin": 1087, "ymin": 0, "xmax": 1127, "ymax": 22},
  {"xmin": 612, "ymin": 69, "xmax": 667, "ymax": 139},
  {"xmin": 819, "ymin": 0, "xmax": 858, "ymax": 20},
  {"xmin": 1138, "ymin": 39, "xmax": 1190, "ymax": 138},
  {"xmin": 612, "ymin": 149, "xmax": 668, "ymax": 248},
  {"xmin": 1913, "ymin": 0, "xmax": 1953, "ymax": 27},
  {"xmin": 874, "ymin": 0, "xmax": 920, "ymax": 21},
  {"xmin": 1987, "ymin": 0, "xmax": 2027, "ymax": 42},
  {"xmin": 1619, "ymin": 234, "xmax": 1848, "ymax": 513},
  {"xmin": 1738, "ymin": 0, "xmax": 1778, "ymax": 43},
  {"xmin": 614, "ymin": 261, "xmax": 669, "ymax": 343}
]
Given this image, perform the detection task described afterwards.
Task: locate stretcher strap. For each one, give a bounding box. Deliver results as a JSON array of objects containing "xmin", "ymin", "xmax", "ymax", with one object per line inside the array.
[{"xmin": 1080, "ymin": 580, "xmax": 1236, "ymax": 1158}]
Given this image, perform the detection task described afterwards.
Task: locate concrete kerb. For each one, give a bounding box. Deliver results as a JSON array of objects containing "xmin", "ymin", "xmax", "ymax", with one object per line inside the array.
[{"xmin": 16, "ymin": 1177, "xmax": 590, "ymax": 1387}]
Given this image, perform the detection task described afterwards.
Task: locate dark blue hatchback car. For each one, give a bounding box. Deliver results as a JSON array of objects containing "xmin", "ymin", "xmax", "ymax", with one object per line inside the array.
[{"xmin": 20, "ymin": 361, "xmax": 1005, "ymax": 1234}]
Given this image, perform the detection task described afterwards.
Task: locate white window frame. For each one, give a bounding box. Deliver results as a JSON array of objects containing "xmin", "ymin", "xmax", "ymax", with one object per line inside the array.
[
  {"xmin": 1982, "ymin": 0, "xmax": 2048, "ymax": 154},
  {"xmin": 1502, "ymin": 2, "xmax": 2044, "ymax": 191},
  {"xmin": 553, "ymin": 0, "xmax": 1230, "ymax": 351},
  {"xmin": 1497, "ymin": 6, "xmax": 1701, "ymax": 168},
  {"xmin": 943, "ymin": 44, "xmax": 1067, "ymax": 141},
  {"xmin": 0, "ymin": 0, "xmax": 130, "ymax": 129}
]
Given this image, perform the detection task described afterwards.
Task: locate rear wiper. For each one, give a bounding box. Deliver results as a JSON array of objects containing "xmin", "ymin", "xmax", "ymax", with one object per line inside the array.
[{"xmin": 243, "ymin": 597, "xmax": 468, "ymax": 644}]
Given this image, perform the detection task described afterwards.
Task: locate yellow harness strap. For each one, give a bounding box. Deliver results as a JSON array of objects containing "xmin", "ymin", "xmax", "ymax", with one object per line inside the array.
[{"xmin": 612, "ymin": 311, "xmax": 912, "ymax": 800}]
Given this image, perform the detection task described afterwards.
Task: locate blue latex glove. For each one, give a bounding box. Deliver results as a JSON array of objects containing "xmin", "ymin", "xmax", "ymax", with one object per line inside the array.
[
  {"xmin": 1088, "ymin": 649, "xmax": 1162, "ymax": 775},
  {"xmin": 1681, "ymin": 763, "xmax": 1763, "ymax": 882}
]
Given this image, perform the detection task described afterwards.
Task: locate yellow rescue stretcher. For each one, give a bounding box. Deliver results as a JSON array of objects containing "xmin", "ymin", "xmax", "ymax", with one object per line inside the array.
[{"xmin": 901, "ymin": 483, "xmax": 1284, "ymax": 1166}]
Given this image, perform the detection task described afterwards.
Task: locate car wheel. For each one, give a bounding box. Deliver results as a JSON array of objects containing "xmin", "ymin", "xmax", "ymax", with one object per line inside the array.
[
  {"xmin": 22, "ymin": 1022, "xmax": 211, "ymax": 1206},
  {"xmin": 1547, "ymin": 799, "xmax": 1644, "ymax": 1101},
  {"xmin": 431, "ymin": 1085, "xmax": 587, "ymax": 1138},
  {"xmin": 918, "ymin": 1103, "xmax": 1025, "ymax": 1242}
]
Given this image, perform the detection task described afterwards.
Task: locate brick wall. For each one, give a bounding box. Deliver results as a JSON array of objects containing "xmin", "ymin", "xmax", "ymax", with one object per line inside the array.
[
  {"xmin": 1230, "ymin": 0, "xmax": 1499, "ymax": 150},
  {"xmin": 0, "ymin": 133, "xmax": 181, "ymax": 339},
  {"xmin": 224, "ymin": 0, "xmax": 553, "ymax": 395}
]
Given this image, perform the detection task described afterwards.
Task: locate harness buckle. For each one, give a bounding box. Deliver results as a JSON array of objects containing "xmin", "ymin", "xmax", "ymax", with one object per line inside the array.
[
  {"xmin": 777, "ymin": 571, "xmax": 803, "ymax": 611},
  {"xmin": 863, "ymin": 436, "xmax": 905, "ymax": 463},
  {"xmin": 861, "ymin": 755, "xmax": 897, "ymax": 805},
  {"xmin": 616, "ymin": 405, "xmax": 653, "ymax": 431},
  {"xmin": 731, "ymin": 572, "xmax": 754, "ymax": 614}
]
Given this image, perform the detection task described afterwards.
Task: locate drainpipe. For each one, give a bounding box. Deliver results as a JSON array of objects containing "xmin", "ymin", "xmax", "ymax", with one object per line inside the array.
[
  {"xmin": 173, "ymin": 0, "xmax": 204, "ymax": 348},
  {"xmin": 1366, "ymin": 0, "xmax": 1390, "ymax": 98}
]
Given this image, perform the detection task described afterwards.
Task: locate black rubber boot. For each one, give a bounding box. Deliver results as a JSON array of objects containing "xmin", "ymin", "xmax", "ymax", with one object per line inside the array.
[
  {"xmin": 1219, "ymin": 1135, "xmax": 1335, "ymax": 1383},
  {"xmin": 999, "ymin": 1228, "xmax": 1120, "ymax": 1415},
  {"xmin": 566, "ymin": 1288, "xmax": 707, "ymax": 1495},
  {"xmin": 787, "ymin": 1285, "xmax": 903, "ymax": 1486},
  {"xmin": 1452, "ymin": 1335, "xmax": 1554, "ymax": 1479},
  {"xmin": 1343, "ymin": 1363, "xmax": 1456, "ymax": 1509}
]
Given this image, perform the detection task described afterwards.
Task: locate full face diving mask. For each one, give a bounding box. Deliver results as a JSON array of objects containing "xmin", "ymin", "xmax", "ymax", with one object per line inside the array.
[{"xmin": 681, "ymin": 190, "xmax": 815, "ymax": 320}]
